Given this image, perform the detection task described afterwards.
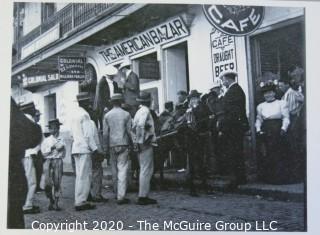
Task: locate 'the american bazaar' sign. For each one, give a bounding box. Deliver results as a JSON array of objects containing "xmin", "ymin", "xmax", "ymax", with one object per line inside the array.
[
  {"xmin": 203, "ymin": 5, "xmax": 264, "ymax": 36},
  {"xmin": 98, "ymin": 17, "xmax": 189, "ymax": 64}
]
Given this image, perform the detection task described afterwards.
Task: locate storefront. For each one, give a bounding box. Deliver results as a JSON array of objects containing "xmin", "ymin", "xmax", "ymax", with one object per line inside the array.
[{"xmin": 12, "ymin": 3, "xmax": 305, "ymax": 180}]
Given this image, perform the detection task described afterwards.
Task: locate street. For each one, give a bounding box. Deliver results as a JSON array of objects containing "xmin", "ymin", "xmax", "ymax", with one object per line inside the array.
[{"xmin": 24, "ymin": 174, "xmax": 305, "ymax": 232}]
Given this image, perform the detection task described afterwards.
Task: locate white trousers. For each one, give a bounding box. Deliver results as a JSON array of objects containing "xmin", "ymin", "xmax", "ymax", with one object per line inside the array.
[
  {"xmin": 110, "ymin": 146, "xmax": 129, "ymax": 200},
  {"xmin": 73, "ymin": 153, "xmax": 92, "ymax": 206},
  {"xmin": 138, "ymin": 145, "xmax": 154, "ymax": 198},
  {"xmin": 23, "ymin": 157, "xmax": 37, "ymax": 210}
]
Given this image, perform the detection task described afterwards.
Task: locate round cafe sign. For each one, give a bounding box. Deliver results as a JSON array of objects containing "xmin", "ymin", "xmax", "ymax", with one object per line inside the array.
[{"xmin": 203, "ymin": 5, "xmax": 264, "ymax": 36}]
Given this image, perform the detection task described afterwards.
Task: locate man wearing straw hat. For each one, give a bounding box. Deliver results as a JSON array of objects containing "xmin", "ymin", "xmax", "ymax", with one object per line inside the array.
[
  {"xmin": 103, "ymin": 93, "xmax": 132, "ymax": 205},
  {"xmin": 132, "ymin": 91, "xmax": 157, "ymax": 205},
  {"xmin": 118, "ymin": 58, "xmax": 140, "ymax": 117},
  {"xmin": 40, "ymin": 118, "xmax": 65, "ymax": 211},
  {"xmin": 71, "ymin": 92, "xmax": 100, "ymax": 211}
]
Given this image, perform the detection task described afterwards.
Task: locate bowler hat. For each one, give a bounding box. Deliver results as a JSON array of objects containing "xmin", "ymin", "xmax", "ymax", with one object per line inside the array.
[
  {"xmin": 220, "ymin": 71, "xmax": 238, "ymax": 80},
  {"xmin": 136, "ymin": 91, "xmax": 151, "ymax": 102},
  {"xmin": 47, "ymin": 118, "xmax": 62, "ymax": 127},
  {"xmin": 111, "ymin": 93, "xmax": 124, "ymax": 101},
  {"xmin": 188, "ymin": 90, "xmax": 202, "ymax": 99},
  {"xmin": 76, "ymin": 92, "xmax": 91, "ymax": 102},
  {"xmin": 177, "ymin": 90, "xmax": 187, "ymax": 96},
  {"xmin": 119, "ymin": 59, "xmax": 131, "ymax": 70},
  {"xmin": 103, "ymin": 65, "xmax": 118, "ymax": 76}
]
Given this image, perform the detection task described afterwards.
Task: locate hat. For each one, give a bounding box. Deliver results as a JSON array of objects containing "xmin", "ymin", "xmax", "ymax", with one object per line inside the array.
[
  {"xmin": 103, "ymin": 65, "xmax": 118, "ymax": 76},
  {"xmin": 136, "ymin": 91, "xmax": 151, "ymax": 102},
  {"xmin": 220, "ymin": 71, "xmax": 238, "ymax": 80},
  {"xmin": 76, "ymin": 92, "xmax": 91, "ymax": 102},
  {"xmin": 164, "ymin": 101, "xmax": 173, "ymax": 110},
  {"xmin": 111, "ymin": 93, "xmax": 124, "ymax": 101},
  {"xmin": 47, "ymin": 118, "xmax": 63, "ymax": 127},
  {"xmin": 119, "ymin": 59, "xmax": 131, "ymax": 70},
  {"xmin": 20, "ymin": 102, "xmax": 36, "ymax": 116},
  {"xmin": 260, "ymin": 81, "xmax": 276, "ymax": 93},
  {"xmin": 177, "ymin": 90, "xmax": 188, "ymax": 96},
  {"xmin": 188, "ymin": 89, "xmax": 202, "ymax": 99}
]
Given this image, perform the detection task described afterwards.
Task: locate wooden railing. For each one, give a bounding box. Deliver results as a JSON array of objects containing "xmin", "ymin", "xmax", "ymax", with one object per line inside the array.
[{"xmin": 13, "ymin": 3, "xmax": 117, "ymax": 64}]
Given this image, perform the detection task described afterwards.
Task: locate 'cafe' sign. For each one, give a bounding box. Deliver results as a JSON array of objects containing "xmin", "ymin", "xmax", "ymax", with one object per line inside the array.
[{"xmin": 203, "ymin": 5, "xmax": 264, "ymax": 36}]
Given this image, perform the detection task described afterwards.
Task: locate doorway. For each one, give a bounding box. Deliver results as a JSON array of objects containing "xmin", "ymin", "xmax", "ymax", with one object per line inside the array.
[{"xmin": 163, "ymin": 42, "xmax": 189, "ymax": 105}]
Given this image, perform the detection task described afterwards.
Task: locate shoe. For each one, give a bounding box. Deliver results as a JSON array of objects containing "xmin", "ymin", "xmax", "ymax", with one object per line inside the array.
[
  {"xmin": 75, "ymin": 203, "xmax": 96, "ymax": 211},
  {"xmin": 23, "ymin": 206, "xmax": 40, "ymax": 214},
  {"xmin": 117, "ymin": 198, "xmax": 130, "ymax": 205},
  {"xmin": 91, "ymin": 196, "xmax": 108, "ymax": 203},
  {"xmin": 137, "ymin": 197, "xmax": 157, "ymax": 205}
]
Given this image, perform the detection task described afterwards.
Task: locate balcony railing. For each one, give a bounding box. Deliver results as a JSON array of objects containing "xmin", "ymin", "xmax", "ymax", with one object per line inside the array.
[{"xmin": 13, "ymin": 3, "xmax": 118, "ymax": 64}]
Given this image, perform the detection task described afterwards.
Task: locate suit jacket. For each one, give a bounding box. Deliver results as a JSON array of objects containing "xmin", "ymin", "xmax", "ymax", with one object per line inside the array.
[
  {"xmin": 220, "ymin": 83, "xmax": 248, "ymax": 134},
  {"xmin": 93, "ymin": 77, "xmax": 119, "ymax": 115},
  {"xmin": 123, "ymin": 71, "xmax": 140, "ymax": 106}
]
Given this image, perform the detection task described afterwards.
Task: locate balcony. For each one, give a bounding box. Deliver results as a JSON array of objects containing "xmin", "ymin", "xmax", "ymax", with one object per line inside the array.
[{"xmin": 12, "ymin": 3, "xmax": 122, "ymax": 64}]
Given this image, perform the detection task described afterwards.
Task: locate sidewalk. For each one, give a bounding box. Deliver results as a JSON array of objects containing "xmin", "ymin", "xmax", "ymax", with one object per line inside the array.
[{"xmin": 63, "ymin": 162, "xmax": 305, "ymax": 202}]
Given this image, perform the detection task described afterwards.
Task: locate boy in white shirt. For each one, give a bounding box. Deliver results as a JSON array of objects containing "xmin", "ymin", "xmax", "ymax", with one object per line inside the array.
[{"xmin": 41, "ymin": 119, "xmax": 65, "ymax": 211}]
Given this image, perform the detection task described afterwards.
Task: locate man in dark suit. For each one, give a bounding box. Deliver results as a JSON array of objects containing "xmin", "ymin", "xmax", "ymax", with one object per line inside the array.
[
  {"xmin": 93, "ymin": 64, "xmax": 120, "ymax": 129},
  {"xmin": 219, "ymin": 72, "xmax": 249, "ymax": 188},
  {"xmin": 118, "ymin": 59, "xmax": 140, "ymax": 117},
  {"xmin": 8, "ymin": 98, "xmax": 42, "ymax": 228}
]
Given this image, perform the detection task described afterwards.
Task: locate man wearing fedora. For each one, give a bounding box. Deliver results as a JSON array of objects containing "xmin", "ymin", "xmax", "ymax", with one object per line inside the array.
[
  {"xmin": 119, "ymin": 59, "xmax": 140, "ymax": 117},
  {"xmin": 20, "ymin": 102, "xmax": 42, "ymax": 214},
  {"xmin": 132, "ymin": 91, "xmax": 157, "ymax": 205},
  {"xmin": 93, "ymin": 64, "xmax": 120, "ymax": 129},
  {"xmin": 40, "ymin": 118, "xmax": 65, "ymax": 211},
  {"xmin": 219, "ymin": 72, "xmax": 249, "ymax": 188},
  {"xmin": 103, "ymin": 93, "xmax": 132, "ymax": 205},
  {"xmin": 71, "ymin": 92, "xmax": 101, "ymax": 211}
]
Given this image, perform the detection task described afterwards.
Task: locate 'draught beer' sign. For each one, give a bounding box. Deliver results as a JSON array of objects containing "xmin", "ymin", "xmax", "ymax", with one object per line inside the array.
[
  {"xmin": 203, "ymin": 5, "xmax": 264, "ymax": 36},
  {"xmin": 58, "ymin": 57, "xmax": 86, "ymax": 81},
  {"xmin": 211, "ymin": 29, "xmax": 237, "ymax": 80}
]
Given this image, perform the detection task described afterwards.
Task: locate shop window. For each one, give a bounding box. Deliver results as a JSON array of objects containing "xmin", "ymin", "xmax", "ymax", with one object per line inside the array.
[
  {"xmin": 135, "ymin": 53, "xmax": 160, "ymax": 84},
  {"xmin": 41, "ymin": 3, "xmax": 56, "ymax": 22},
  {"xmin": 250, "ymin": 22, "xmax": 305, "ymax": 104}
]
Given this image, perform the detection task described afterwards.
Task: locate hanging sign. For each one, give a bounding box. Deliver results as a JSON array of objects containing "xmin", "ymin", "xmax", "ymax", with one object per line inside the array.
[
  {"xmin": 98, "ymin": 17, "xmax": 189, "ymax": 64},
  {"xmin": 58, "ymin": 56, "xmax": 86, "ymax": 81},
  {"xmin": 203, "ymin": 5, "xmax": 264, "ymax": 36},
  {"xmin": 210, "ymin": 29, "xmax": 237, "ymax": 80}
]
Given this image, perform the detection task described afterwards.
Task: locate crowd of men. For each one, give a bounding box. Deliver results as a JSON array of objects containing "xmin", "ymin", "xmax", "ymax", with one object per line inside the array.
[{"xmin": 9, "ymin": 59, "xmax": 305, "ymax": 228}]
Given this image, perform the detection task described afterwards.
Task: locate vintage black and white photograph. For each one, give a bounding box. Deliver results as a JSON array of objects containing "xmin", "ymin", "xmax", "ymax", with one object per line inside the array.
[{"xmin": 6, "ymin": 0, "xmax": 310, "ymax": 232}]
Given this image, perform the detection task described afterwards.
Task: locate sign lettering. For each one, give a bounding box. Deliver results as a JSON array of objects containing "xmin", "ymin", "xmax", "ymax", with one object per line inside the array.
[
  {"xmin": 203, "ymin": 5, "xmax": 264, "ymax": 36},
  {"xmin": 98, "ymin": 17, "xmax": 189, "ymax": 64},
  {"xmin": 58, "ymin": 57, "xmax": 86, "ymax": 81},
  {"xmin": 210, "ymin": 30, "xmax": 237, "ymax": 80}
]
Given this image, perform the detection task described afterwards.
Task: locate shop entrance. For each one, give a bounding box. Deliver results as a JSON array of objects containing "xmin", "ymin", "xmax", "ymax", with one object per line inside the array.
[
  {"xmin": 249, "ymin": 21, "xmax": 306, "ymax": 183},
  {"xmin": 163, "ymin": 42, "xmax": 189, "ymax": 104}
]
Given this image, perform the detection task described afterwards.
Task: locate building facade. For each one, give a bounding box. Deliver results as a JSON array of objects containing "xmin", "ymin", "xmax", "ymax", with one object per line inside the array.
[{"xmin": 11, "ymin": 2, "xmax": 305, "ymax": 181}]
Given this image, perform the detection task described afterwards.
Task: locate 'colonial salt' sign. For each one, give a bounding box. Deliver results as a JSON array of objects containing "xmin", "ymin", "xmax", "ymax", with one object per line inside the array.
[
  {"xmin": 203, "ymin": 5, "xmax": 264, "ymax": 36},
  {"xmin": 58, "ymin": 57, "xmax": 86, "ymax": 81},
  {"xmin": 98, "ymin": 17, "xmax": 189, "ymax": 64},
  {"xmin": 22, "ymin": 73, "xmax": 60, "ymax": 88},
  {"xmin": 210, "ymin": 29, "xmax": 237, "ymax": 80}
]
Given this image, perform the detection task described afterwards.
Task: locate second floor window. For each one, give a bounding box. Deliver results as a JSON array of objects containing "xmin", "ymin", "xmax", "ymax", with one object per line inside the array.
[{"xmin": 41, "ymin": 3, "xmax": 56, "ymax": 22}]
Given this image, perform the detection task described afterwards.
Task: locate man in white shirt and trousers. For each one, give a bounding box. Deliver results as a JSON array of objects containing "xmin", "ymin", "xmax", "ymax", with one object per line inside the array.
[{"xmin": 71, "ymin": 92, "xmax": 103, "ymax": 211}]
